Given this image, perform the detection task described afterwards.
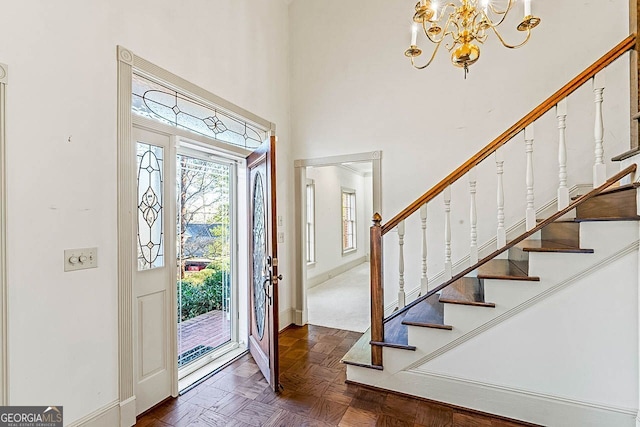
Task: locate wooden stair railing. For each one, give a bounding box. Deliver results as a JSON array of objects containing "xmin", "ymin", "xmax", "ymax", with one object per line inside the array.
[{"xmin": 369, "ymin": 33, "xmax": 637, "ymax": 367}]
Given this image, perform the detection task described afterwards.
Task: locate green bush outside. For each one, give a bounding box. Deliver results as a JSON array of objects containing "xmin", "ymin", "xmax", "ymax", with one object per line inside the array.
[{"xmin": 178, "ymin": 261, "xmax": 231, "ymax": 322}]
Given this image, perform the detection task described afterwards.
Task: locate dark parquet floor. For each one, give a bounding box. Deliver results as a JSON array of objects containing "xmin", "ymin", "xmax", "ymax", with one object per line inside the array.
[{"xmin": 138, "ymin": 324, "xmax": 532, "ymax": 426}]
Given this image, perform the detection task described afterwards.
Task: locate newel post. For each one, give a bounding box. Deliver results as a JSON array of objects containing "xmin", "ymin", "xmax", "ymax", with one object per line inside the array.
[{"xmin": 370, "ymin": 213, "xmax": 384, "ymax": 367}]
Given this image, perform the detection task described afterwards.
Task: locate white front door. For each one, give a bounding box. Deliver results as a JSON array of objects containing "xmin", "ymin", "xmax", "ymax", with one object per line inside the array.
[{"xmin": 132, "ymin": 126, "xmax": 176, "ymax": 415}]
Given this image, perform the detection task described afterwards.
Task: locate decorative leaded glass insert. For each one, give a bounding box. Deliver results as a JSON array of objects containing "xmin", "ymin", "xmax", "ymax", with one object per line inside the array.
[
  {"xmin": 137, "ymin": 142, "xmax": 164, "ymax": 270},
  {"xmin": 252, "ymin": 173, "xmax": 267, "ymax": 339},
  {"xmin": 132, "ymin": 73, "xmax": 267, "ymax": 149}
]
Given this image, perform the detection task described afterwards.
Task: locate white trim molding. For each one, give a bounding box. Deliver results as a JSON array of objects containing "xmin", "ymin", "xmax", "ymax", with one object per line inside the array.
[
  {"xmin": 116, "ymin": 46, "xmax": 136, "ymax": 427},
  {"xmin": 398, "ymin": 370, "xmax": 637, "ymax": 427},
  {"xmin": 293, "ymin": 151, "xmax": 382, "ymax": 326},
  {"xmin": 117, "ymin": 46, "xmax": 276, "ymax": 425},
  {"xmin": 0, "ymin": 61, "xmax": 8, "ymax": 406},
  {"xmin": 68, "ymin": 400, "xmax": 120, "ymax": 427},
  {"xmin": 307, "ymin": 256, "xmax": 367, "ymax": 288}
]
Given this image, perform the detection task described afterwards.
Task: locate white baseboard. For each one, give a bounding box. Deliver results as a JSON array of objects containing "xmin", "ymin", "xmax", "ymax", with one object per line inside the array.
[
  {"xmin": 396, "ymin": 370, "xmax": 637, "ymax": 427},
  {"xmin": 307, "ymin": 256, "xmax": 367, "ymax": 288},
  {"xmin": 279, "ymin": 308, "xmax": 295, "ymax": 331},
  {"xmin": 68, "ymin": 400, "xmax": 120, "ymax": 427},
  {"xmin": 119, "ymin": 397, "xmax": 136, "ymax": 427}
]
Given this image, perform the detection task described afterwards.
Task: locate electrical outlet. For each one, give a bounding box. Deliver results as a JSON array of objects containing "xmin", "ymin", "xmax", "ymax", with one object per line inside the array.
[
  {"xmin": 278, "ymin": 232, "xmax": 285, "ymax": 243},
  {"xmin": 64, "ymin": 247, "xmax": 98, "ymax": 272}
]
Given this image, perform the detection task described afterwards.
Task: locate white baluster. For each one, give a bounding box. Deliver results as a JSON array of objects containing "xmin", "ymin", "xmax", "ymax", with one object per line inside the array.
[
  {"xmin": 557, "ymin": 98, "xmax": 569, "ymax": 210},
  {"xmin": 420, "ymin": 204, "xmax": 428, "ymax": 294},
  {"xmin": 593, "ymin": 72, "xmax": 606, "ymax": 186},
  {"xmin": 469, "ymin": 168, "xmax": 478, "ymax": 265},
  {"xmin": 444, "ymin": 186, "xmax": 452, "ymax": 279},
  {"xmin": 496, "ymin": 148, "xmax": 506, "ymax": 251},
  {"xmin": 398, "ymin": 219, "xmax": 406, "ymax": 308},
  {"xmin": 525, "ymin": 125, "xmax": 536, "ymax": 231}
]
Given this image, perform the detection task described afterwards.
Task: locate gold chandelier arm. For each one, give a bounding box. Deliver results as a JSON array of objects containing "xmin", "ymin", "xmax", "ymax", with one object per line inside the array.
[
  {"xmin": 423, "ymin": 13, "xmax": 456, "ymax": 44},
  {"xmin": 435, "ymin": 2, "xmax": 458, "ymax": 21},
  {"xmin": 488, "ymin": 0, "xmax": 511, "ymax": 15},
  {"xmin": 491, "ymin": 24, "xmax": 532, "ymax": 49},
  {"xmin": 486, "ymin": 0, "xmax": 513, "ymax": 27},
  {"xmin": 411, "ymin": 40, "xmax": 444, "ymax": 69}
]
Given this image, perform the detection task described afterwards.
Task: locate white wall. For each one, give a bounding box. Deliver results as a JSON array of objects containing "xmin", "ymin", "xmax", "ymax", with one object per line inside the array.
[
  {"xmin": 0, "ymin": 0, "xmax": 291, "ymax": 424},
  {"xmin": 418, "ymin": 250, "xmax": 639, "ymax": 425},
  {"xmin": 306, "ymin": 165, "xmax": 371, "ymax": 283},
  {"xmin": 289, "ymin": 0, "xmax": 631, "ymax": 306}
]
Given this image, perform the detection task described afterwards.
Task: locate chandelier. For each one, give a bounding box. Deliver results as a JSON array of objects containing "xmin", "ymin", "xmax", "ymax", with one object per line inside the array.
[{"xmin": 405, "ymin": 0, "xmax": 540, "ymax": 76}]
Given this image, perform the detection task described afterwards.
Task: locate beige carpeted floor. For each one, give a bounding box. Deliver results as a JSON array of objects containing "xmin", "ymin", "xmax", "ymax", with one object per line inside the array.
[{"xmin": 307, "ymin": 262, "xmax": 370, "ymax": 333}]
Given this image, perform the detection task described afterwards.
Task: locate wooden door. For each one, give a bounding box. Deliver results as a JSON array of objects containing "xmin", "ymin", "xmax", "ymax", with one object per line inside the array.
[
  {"xmin": 132, "ymin": 126, "xmax": 176, "ymax": 414},
  {"xmin": 246, "ymin": 135, "xmax": 280, "ymax": 390}
]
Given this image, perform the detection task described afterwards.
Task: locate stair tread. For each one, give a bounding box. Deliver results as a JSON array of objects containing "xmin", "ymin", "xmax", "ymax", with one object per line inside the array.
[
  {"xmin": 477, "ymin": 259, "xmax": 540, "ymax": 281},
  {"xmin": 341, "ymin": 329, "xmax": 383, "ymax": 370},
  {"xmin": 515, "ymin": 239, "xmax": 594, "ymax": 253},
  {"xmin": 575, "ymin": 183, "xmax": 638, "ymax": 220},
  {"xmin": 538, "ymin": 216, "xmax": 640, "ymax": 223},
  {"xmin": 402, "ymin": 295, "xmax": 451, "ymax": 329},
  {"xmin": 571, "ymin": 182, "xmax": 640, "ymax": 200},
  {"xmin": 439, "ymin": 277, "xmax": 495, "ymax": 307},
  {"xmin": 572, "ymin": 216, "xmax": 640, "ymax": 222},
  {"xmin": 376, "ymin": 312, "xmax": 415, "ymax": 350}
]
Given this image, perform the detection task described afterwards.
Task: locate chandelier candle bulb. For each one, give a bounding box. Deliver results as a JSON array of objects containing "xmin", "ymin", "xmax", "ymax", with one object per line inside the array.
[
  {"xmin": 524, "ymin": 0, "xmax": 531, "ymax": 17},
  {"xmin": 432, "ymin": 2, "xmax": 438, "ymax": 20},
  {"xmin": 411, "ymin": 24, "xmax": 418, "ymax": 46}
]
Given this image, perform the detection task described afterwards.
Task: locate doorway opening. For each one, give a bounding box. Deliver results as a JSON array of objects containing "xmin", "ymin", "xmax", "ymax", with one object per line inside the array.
[
  {"xmin": 294, "ymin": 152, "xmax": 382, "ymax": 333},
  {"xmin": 305, "ymin": 163, "xmax": 373, "ymax": 332},
  {"xmin": 118, "ymin": 47, "xmax": 280, "ymax": 419},
  {"xmin": 176, "ymin": 150, "xmax": 240, "ymax": 386}
]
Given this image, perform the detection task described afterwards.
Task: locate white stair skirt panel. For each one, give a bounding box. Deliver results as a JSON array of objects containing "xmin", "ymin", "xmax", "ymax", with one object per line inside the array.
[{"xmin": 347, "ymin": 219, "xmax": 640, "ymax": 426}]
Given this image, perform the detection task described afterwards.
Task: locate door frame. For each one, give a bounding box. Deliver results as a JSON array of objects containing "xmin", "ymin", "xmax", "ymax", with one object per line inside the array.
[
  {"xmin": 117, "ymin": 46, "xmax": 275, "ymax": 426},
  {"xmin": 293, "ymin": 151, "xmax": 382, "ymax": 326},
  {"xmin": 0, "ymin": 61, "xmax": 8, "ymax": 405}
]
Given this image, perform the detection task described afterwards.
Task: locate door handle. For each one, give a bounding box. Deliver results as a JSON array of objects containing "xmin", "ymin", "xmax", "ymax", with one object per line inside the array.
[{"xmin": 263, "ymin": 270, "xmax": 273, "ymax": 305}]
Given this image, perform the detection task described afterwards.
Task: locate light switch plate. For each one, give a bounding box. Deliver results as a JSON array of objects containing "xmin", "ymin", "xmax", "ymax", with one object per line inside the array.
[{"xmin": 64, "ymin": 247, "xmax": 98, "ymax": 272}]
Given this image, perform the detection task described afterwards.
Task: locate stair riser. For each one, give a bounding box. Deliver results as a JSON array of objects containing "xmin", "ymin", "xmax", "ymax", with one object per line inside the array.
[
  {"xmin": 407, "ymin": 326, "xmax": 466, "ymax": 358},
  {"xmin": 578, "ymin": 219, "xmax": 639, "ymax": 249},
  {"xmin": 442, "ymin": 303, "xmax": 508, "ymax": 333},
  {"xmin": 576, "ymin": 187, "xmax": 637, "ymax": 219},
  {"xmin": 528, "ymin": 221, "xmax": 638, "ymax": 280},
  {"xmin": 482, "ymin": 279, "xmax": 542, "ymax": 308},
  {"xmin": 541, "ymin": 222, "xmax": 580, "ymax": 247},
  {"xmin": 508, "ymin": 245, "xmax": 529, "ymax": 262},
  {"xmin": 380, "ymin": 346, "xmax": 427, "ymax": 374}
]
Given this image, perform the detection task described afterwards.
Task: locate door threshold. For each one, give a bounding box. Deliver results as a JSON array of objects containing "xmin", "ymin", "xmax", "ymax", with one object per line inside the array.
[{"xmin": 178, "ymin": 345, "xmax": 248, "ymax": 393}]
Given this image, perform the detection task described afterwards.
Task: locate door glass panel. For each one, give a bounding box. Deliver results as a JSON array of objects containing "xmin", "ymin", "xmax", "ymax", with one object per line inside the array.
[
  {"xmin": 252, "ymin": 173, "xmax": 267, "ymax": 339},
  {"xmin": 137, "ymin": 142, "xmax": 164, "ymax": 270},
  {"xmin": 176, "ymin": 154, "xmax": 232, "ymax": 369}
]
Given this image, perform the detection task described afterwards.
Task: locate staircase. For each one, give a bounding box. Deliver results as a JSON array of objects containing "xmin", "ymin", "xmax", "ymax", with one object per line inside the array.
[{"xmin": 342, "ymin": 35, "xmax": 640, "ymax": 427}]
